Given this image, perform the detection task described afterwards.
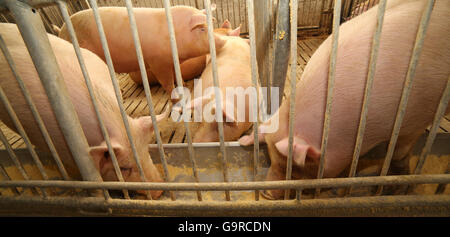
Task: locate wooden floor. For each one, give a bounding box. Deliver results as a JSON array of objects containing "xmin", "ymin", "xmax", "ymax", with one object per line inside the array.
[{"xmin": 1, "ymin": 36, "xmax": 450, "ymax": 149}]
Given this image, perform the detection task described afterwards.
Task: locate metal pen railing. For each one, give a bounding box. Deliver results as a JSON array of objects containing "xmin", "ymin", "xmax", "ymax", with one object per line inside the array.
[{"xmin": 0, "ymin": 0, "xmax": 448, "ymax": 216}]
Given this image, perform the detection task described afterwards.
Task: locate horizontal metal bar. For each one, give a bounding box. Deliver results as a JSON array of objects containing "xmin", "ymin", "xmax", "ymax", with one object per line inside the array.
[
  {"xmin": 0, "ymin": 174, "xmax": 448, "ymax": 191},
  {"xmin": 148, "ymin": 141, "xmax": 243, "ymax": 149},
  {"xmin": 0, "ymin": 194, "xmax": 449, "ymax": 217}
]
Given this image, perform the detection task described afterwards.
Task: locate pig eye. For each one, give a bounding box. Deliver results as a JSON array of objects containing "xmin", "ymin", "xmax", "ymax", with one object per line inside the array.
[{"xmin": 104, "ymin": 151, "xmax": 110, "ymax": 160}]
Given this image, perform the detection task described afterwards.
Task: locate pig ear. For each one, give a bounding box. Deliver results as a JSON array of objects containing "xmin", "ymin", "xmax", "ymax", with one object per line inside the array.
[
  {"xmin": 275, "ymin": 137, "xmax": 321, "ymax": 167},
  {"xmin": 89, "ymin": 143, "xmax": 125, "ymax": 171},
  {"xmin": 228, "ymin": 25, "xmax": 241, "ymax": 37},
  {"xmin": 190, "ymin": 14, "xmax": 207, "ymax": 31},
  {"xmin": 221, "ymin": 19, "xmax": 232, "ymax": 29}
]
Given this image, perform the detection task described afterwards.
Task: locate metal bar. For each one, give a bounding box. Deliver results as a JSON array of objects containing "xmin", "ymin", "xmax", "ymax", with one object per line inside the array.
[
  {"xmin": 203, "ymin": 0, "xmax": 230, "ymax": 201},
  {"xmin": 0, "ymin": 34, "xmax": 69, "ymax": 181},
  {"xmin": 161, "ymin": 0, "xmax": 199, "ymax": 201},
  {"xmin": 285, "ymin": 0, "xmax": 298, "ymax": 200},
  {"xmin": 128, "ymin": 0, "xmax": 177, "ymax": 201},
  {"xmin": 0, "ymin": 129, "xmax": 41, "ymax": 196},
  {"xmin": 56, "ymin": 0, "xmax": 129, "ymax": 199},
  {"xmin": 346, "ymin": 0, "xmax": 386, "ymax": 196},
  {"xmin": 316, "ymin": 0, "xmax": 341, "ymax": 196},
  {"xmin": 86, "ymin": 0, "xmax": 151, "ymax": 200},
  {"xmin": 377, "ymin": 0, "xmax": 435, "ymax": 195},
  {"xmin": 247, "ymin": 0, "xmax": 261, "ymax": 201},
  {"xmin": 0, "ymin": 194, "xmax": 449, "ymax": 216},
  {"xmin": 0, "ymin": 174, "xmax": 448, "ymax": 191},
  {"xmin": 271, "ymin": 0, "xmax": 291, "ymax": 105},
  {"xmin": 4, "ymin": 0, "xmax": 104, "ymax": 186}
]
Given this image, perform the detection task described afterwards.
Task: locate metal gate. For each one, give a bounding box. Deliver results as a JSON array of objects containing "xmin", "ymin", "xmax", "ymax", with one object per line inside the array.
[{"xmin": 0, "ymin": 0, "xmax": 448, "ymax": 216}]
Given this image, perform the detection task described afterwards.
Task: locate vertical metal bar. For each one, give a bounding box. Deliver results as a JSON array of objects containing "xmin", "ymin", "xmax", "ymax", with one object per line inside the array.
[
  {"xmin": 345, "ymin": 0, "xmax": 386, "ymax": 196},
  {"xmin": 161, "ymin": 0, "xmax": 200, "ymax": 201},
  {"xmin": 271, "ymin": 0, "xmax": 291, "ymax": 105},
  {"xmin": 377, "ymin": 0, "xmax": 435, "ymax": 195},
  {"xmin": 127, "ymin": 0, "xmax": 179, "ymax": 201},
  {"xmin": 0, "ymin": 34, "xmax": 70, "ymax": 181},
  {"xmin": 285, "ymin": 0, "xmax": 298, "ymax": 200},
  {"xmin": 315, "ymin": 0, "xmax": 341, "ymax": 196},
  {"xmin": 4, "ymin": 0, "xmax": 104, "ymax": 187},
  {"xmin": 247, "ymin": 0, "xmax": 261, "ymax": 201},
  {"xmin": 203, "ymin": 0, "xmax": 230, "ymax": 201},
  {"xmin": 284, "ymin": 0, "xmax": 301, "ymax": 200},
  {"xmin": 296, "ymin": 188, "xmax": 302, "ymax": 201},
  {"xmin": 87, "ymin": 0, "xmax": 151, "ymax": 199},
  {"xmin": 57, "ymin": 0, "xmax": 129, "ymax": 199},
  {"xmin": 406, "ymin": 74, "xmax": 450, "ymax": 194},
  {"xmin": 0, "ymin": 129, "xmax": 41, "ymax": 196}
]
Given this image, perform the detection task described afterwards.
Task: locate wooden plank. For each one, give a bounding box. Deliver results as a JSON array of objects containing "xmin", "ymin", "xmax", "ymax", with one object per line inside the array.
[
  {"xmin": 439, "ymin": 117, "xmax": 450, "ymax": 132},
  {"xmin": 297, "ymin": 41, "xmax": 313, "ymax": 61}
]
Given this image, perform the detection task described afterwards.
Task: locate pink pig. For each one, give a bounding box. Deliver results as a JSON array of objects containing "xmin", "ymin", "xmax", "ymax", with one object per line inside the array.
[
  {"xmin": 240, "ymin": 0, "xmax": 450, "ymax": 199},
  {"xmin": 0, "ymin": 23, "xmax": 166, "ymax": 199},
  {"xmin": 58, "ymin": 5, "xmax": 227, "ymax": 96}
]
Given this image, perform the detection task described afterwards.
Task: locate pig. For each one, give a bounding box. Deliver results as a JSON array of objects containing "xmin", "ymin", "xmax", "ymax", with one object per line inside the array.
[
  {"xmin": 128, "ymin": 19, "xmax": 241, "ymax": 86},
  {"xmin": 175, "ymin": 23, "xmax": 255, "ymax": 142},
  {"xmin": 239, "ymin": 0, "xmax": 450, "ymax": 199},
  {"xmin": 0, "ymin": 23, "xmax": 165, "ymax": 199},
  {"xmin": 58, "ymin": 5, "xmax": 227, "ymax": 97}
]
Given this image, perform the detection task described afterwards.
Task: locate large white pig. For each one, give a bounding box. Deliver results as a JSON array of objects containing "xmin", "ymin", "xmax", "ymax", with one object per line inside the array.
[
  {"xmin": 176, "ymin": 24, "xmax": 255, "ymax": 142},
  {"xmin": 239, "ymin": 0, "xmax": 450, "ymax": 199},
  {"xmin": 0, "ymin": 23, "xmax": 165, "ymax": 199},
  {"xmin": 58, "ymin": 5, "xmax": 227, "ymax": 97}
]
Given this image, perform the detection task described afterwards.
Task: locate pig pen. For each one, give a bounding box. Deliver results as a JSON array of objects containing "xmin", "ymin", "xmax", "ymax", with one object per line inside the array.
[{"xmin": 0, "ymin": 0, "xmax": 449, "ymax": 217}]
